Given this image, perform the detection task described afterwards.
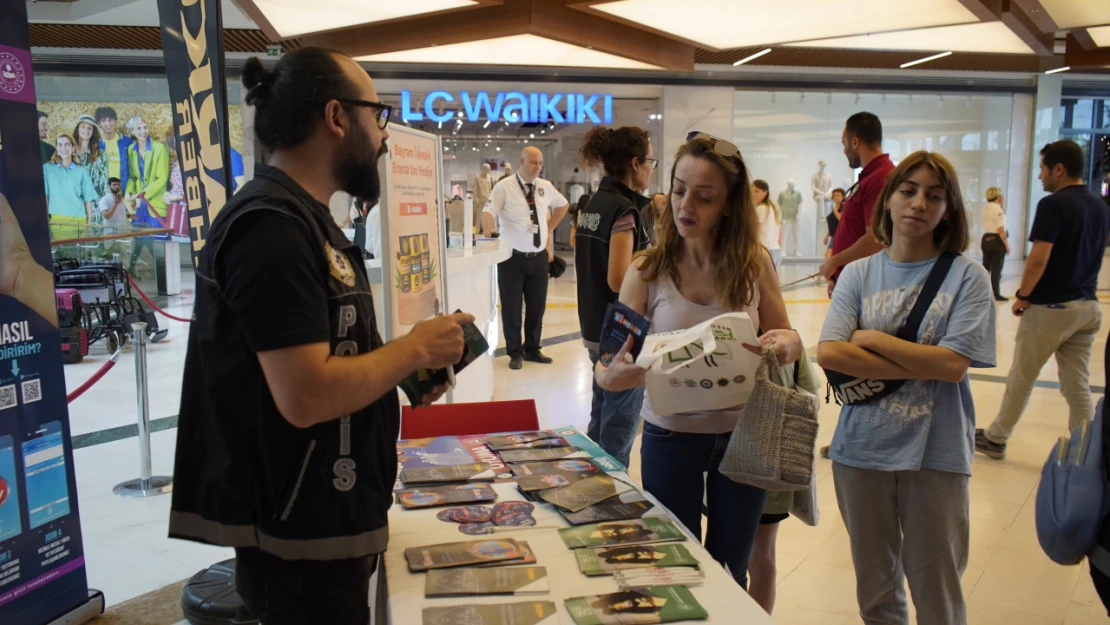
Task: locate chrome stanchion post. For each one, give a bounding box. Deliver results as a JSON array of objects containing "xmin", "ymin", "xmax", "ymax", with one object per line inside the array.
[{"xmin": 113, "ymin": 322, "xmax": 173, "ymax": 497}]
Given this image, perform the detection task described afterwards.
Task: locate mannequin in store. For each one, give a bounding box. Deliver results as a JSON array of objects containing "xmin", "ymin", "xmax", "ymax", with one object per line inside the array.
[
  {"xmin": 567, "ymin": 167, "xmax": 587, "ymax": 207},
  {"xmin": 811, "ymin": 160, "xmax": 832, "ymax": 214},
  {"xmin": 778, "ymin": 180, "xmax": 803, "ymax": 257},
  {"xmin": 499, "ymin": 163, "xmax": 514, "ymax": 182},
  {"xmin": 475, "ymin": 164, "xmax": 495, "ymax": 227}
]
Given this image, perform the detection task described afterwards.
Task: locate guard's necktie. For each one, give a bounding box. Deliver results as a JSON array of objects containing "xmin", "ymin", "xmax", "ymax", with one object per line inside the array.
[{"xmin": 525, "ymin": 183, "xmax": 540, "ymax": 248}]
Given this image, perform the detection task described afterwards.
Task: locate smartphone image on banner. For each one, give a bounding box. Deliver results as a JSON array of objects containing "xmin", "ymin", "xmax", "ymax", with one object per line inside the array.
[
  {"xmin": 0, "ymin": 435, "xmax": 22, "ymax": 543},
  {"xmin": 22, "ymin": 422, "xmax": 70, "ymax": 529}
]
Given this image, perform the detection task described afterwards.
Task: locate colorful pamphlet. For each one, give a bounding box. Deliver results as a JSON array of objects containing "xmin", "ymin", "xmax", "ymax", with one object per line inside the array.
[
  {"xmin": 397, "ymin": 484, "xmax": 497, "ymax": 509},
  {"xmin": 559, "ymin": 500, "xmax": 655, "ymax": 526},
  {"xmin": 575, "ymin": 544, "xmax": 699, "ymax": 576},
  {"xmin": 476, "ymin": 541, "xmax": 537, "ymax": 568},
  {"xmin": 425, "ymin": 566, "xmax": 550, "ymax": 597},
  {"xmin": 498, "ymin": 447, "xmax": 591, "ymax": 463},
  {"xmin": 405, "ymin": 538, "xmax": 526, "ymax": 571},
  {"xmin": 400, "ymin": 463, "xmax": 496, "ymax": 485},
  {"xmin": 564, "ymin": 586, "xmax": 708, "ymax": 625},
  {"xmin": 538, "ymin": 474, "xmax": 619, "ymax": 513},
  {"xmin": 423, "ymin": 601, "xmax": 558, "ymax": 625},
  {"xmin": 559, "ymin": 518, "xmax": 687, "ymax": 550},
  {"xmin": 598, "ymin": 301, "xmax": 651, "ymax": 366}
]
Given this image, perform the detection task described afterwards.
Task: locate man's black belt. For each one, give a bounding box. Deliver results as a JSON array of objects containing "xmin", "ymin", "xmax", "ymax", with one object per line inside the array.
[{"xmin": 513, "ymin": 249, "xmax": 543, "ymax": 258}]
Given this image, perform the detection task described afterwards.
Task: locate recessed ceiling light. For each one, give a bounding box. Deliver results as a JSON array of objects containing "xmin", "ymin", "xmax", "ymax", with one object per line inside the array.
[
  {"xmin": 483, "ymin": 120, "xmax": 491, "ymax": 129},
  {"xmin": 356, "ymin": 34, "xmax": 659, "ymax": 70},
  {"xmin": 900, "ymin": 51, "xmax": 953, "ymax": 68},
  {"xmin": 252, "ymin": 0, "xmax": 478, "ymax": 38}
]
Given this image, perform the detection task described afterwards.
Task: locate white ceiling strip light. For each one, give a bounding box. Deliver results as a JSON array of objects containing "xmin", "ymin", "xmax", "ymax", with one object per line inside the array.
[
  {"xmin": 900, "ymin": 51, "xmax": 953, "ymax": 68},
  {"xmin": 733, "ymin": 48, "xmax": 772, "ymax": 66},
  {"xmin": 1044, "ymin": 66, "xmax": 1071, "ymax": 75}
]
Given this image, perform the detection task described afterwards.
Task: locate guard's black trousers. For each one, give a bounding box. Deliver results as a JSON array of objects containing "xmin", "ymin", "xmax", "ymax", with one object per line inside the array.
[{"xmin": 498, "ymin": 250, "xmax": 548, "ymax": 359}]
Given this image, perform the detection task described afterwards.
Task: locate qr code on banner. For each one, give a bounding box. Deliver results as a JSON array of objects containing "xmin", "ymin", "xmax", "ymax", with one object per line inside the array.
[
  {"xmin": 22, "ymin": 379, "xmax": 41, "ymax": 405},
  {"xmin": 0, "ymin": 385, "xmax": 15, "ymax": 411}
]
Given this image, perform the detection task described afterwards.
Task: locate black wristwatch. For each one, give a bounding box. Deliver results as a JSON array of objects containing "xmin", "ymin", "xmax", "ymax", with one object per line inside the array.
[{"xmin": 1015, "ymin": 290, "xmax": 1031, "ymax": 302}]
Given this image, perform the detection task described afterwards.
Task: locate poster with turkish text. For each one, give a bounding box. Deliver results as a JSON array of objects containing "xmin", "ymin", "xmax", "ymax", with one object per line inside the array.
[{"xmin": 0, "ymin": 3, "xmax": 91, "ymax": 623}]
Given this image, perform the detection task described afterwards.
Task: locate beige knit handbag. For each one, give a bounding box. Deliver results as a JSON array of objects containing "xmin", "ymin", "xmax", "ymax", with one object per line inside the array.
[{"xmin": 719, "ymin": 345, "xmax": 820, "ymax": 491}]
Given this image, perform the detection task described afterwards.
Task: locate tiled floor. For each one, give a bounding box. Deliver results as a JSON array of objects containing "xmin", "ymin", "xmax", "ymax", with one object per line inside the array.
[{"xmin": 63, "ymin": 256, "xmax": 1110, "ymax": 624}]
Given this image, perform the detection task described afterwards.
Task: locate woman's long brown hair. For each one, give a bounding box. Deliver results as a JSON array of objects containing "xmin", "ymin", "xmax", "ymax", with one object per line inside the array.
[{"xmin": 638, "ymin": 137, "xmax": 763, "ymax": 310}]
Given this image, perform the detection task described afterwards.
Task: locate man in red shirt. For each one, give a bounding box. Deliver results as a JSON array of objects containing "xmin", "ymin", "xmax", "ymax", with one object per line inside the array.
[{"xmin": 818, "ymin": 112, "xmax": 894, "ymax": 293}]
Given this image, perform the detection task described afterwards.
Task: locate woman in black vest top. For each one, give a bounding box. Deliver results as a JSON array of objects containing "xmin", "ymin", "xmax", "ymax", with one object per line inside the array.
[{"xmin": 573, "ymin": 126, "xmax": 656, "ymax": 468}]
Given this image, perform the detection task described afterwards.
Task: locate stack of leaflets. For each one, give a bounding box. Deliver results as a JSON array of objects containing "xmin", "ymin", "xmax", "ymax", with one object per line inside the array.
[
  {"xmin": 487, "ymin": 437, "xmax": 570, "ymax": 451},
  {"xmin": 400, "ymin": 463, "xmax": 496, "ymax": 485},
  {"xmin": 498, "ymin": 447, "xmax": 592, "ymax": 464},
  {"xmin": 405, "ymin": 538, "xmax": 529, "ymax": 571},
  {"xmin": 485, "ymin": 432, "xmax": 564, "ymax": 448},
  {"xmin": 574, "ymin": 544, "xmax": 699, "ymax": 576},
  {"xmin": 560, "ymin": 500, "xmax": 655, "ymax": 526},
  {"xmin": 422, "ymin": 601, "xmax": 558, "ymax": 625},
  {"xmin": 510, "ymin": 459, "xmax": 605, "ymax": 493},
  {"xmin": 396, "ymin": 484, "xmax": 497, "ymax": 509},
  {"xmin": 425, "ymin": 566, "xmax": 549, "ymax": 597},
  {"xmin": 476, "ymin": 541, "xmax": 537, "ymax": 568},
  {"xmin": 536, "ymin": 474, "xmax": 637, "ymax": 512},
  {"xmin": 559, "ymin": 518, "xmax": 687, "ymax": 550},
  {"xmin": 564, "ymin": 585, "xmax": 708, "ymax": 624}
]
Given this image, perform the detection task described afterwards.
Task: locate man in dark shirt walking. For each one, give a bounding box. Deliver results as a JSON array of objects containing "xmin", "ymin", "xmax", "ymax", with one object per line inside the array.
[
  {"xmin": 169, "ymin": 47, "xmax": 473, "ymax": 623},
  {"xmin": 977, "ymin": 140, "xmax": 1110, "ymax": 460}
]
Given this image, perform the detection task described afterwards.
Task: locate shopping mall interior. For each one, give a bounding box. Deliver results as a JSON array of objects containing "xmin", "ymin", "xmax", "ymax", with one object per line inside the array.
[{"xmin": 3, "ymin": 0, "xmax": 1110, "ymax": 624}]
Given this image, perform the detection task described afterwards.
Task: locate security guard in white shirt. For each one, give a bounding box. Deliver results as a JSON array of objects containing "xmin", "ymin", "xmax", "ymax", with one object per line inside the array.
[{"xmin": 483, "ymin": 146, "xmax": 569, "ymax": 369}]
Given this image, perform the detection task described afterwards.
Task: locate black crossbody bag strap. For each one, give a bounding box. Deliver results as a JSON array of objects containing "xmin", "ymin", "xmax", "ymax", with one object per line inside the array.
[{"xmin": 896, "ymin": 252, "xmax": 957, "ymax": 343}]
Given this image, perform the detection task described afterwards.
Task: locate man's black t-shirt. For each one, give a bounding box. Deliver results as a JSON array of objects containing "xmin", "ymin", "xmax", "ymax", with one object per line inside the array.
[
  {"xmin": 1028, "ymin": 185, "xmax": 1110, "ymax": 305},
  {"xmin": 170, "ymin": 164, "xmax": 399, "ymax": 561}
]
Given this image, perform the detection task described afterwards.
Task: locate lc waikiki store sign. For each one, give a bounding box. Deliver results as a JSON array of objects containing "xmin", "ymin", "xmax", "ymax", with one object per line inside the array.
[{"xmin": 400, "ymin": 90, "xmax": 614, "ymax": 125}]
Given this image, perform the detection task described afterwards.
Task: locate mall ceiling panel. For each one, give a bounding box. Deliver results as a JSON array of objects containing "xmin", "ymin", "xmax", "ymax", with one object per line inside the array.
[
  {"xmin": 303, "ymin": 0, "xmax": 695, "ymax": 70},
  {"xmin": 355, "ymin": 34, "xmax": 660, "ymax": 69},
  {"xmin": 785, "ymin": 22, "xmax": 1035, "ymax": 55},
  {"xmin": 585, "ymin": 0, "xmax": 981, "ymax": 50},
  {"xmin": 236, "ymin": 0, "xmax": 487, "ymax": 39},
  {"xmin": 1090, "ymin": 26, "xmax": 1110, "ymax": 49},
  {"xmin": 1065, "ymin": 34, "xmax": 1110, "ymax": 71},
  {"xmin": 1036, "ymin": 0, "xmax": 1110, "ymax": 29}
]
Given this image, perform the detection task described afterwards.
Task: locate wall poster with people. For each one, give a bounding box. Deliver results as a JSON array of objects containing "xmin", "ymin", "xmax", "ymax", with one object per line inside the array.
[
  {"xmin": 379, "ymin": 124, "xmax": 448, "ymax": 339},
  {"xmin": 0, "ymin": 2, "xmax": 99, "ymax": 624}
]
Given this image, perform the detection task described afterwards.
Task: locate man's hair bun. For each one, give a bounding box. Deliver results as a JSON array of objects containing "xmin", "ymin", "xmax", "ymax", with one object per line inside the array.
[{"xmin": 241, "ymin": 57, "xmax": 272, "ymax": 94}]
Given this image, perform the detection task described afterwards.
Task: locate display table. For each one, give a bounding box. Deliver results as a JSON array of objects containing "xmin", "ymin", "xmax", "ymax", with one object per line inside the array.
[
  {"xmin": 366, "ymin": 239, "xmax": 511, "ymax": 403},
  {"xmin": 377, "ymin": 441, "xmax": 778, "ymax": 624}
]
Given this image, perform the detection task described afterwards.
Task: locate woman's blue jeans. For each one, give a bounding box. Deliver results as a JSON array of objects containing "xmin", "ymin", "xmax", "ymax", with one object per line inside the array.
[
  {"xmin": 587, "ymin": 349, "xmax": 645, "ymax": 468},
  {"xmin": 640, "ymin": 421, "xmax": 766, "ymax": 589}
]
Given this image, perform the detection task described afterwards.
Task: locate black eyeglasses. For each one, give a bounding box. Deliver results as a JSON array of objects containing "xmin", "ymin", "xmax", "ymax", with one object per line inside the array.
[
  {"xmin": 644, "ymin": 157, "xmax": 658, "ymax": 170},
  {"xmin": 686, "ymin": 131, "xmax": 741, "ymax": 159},
  {"xmin": 336, "ymin": 98, "xmax": 392, "ymax": 130}
]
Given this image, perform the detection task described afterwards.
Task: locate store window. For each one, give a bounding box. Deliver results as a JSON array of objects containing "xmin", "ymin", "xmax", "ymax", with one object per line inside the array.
[
  {"xmin": 733, "ymin": 90, "xmax": 1014, "ymax": 259},
  {"xmin": 1059, "ymin": 97, "xmax": 1110, "ymax": 199}
]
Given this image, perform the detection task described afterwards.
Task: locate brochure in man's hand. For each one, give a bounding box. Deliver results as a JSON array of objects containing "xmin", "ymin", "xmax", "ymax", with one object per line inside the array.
[
  {"xmin": 400, "ymin": 311, "xmax": 490, "ymax": 408},
  {"xmin": 598, "ymin": 302, "xmax": 651, "ymax": 366}
]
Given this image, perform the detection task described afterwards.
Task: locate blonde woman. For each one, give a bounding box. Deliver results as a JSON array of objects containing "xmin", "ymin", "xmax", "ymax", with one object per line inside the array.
[
  {"xmin": 42, "ymin": 133, "xmax": 99, "ymax": 240},
  {"xmin": 981, "ymin": 187, "xmax": 1009, "ymax": 301},
  {"xmin": 752, "ymin": 179, "xmax": 782, "ymax": 270}
]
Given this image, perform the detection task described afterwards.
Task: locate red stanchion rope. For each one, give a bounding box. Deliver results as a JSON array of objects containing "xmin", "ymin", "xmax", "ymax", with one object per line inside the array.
[
  {"xmin": 67, "ymin": 350, "xmax": 122, "ymax": 404},
  {"xmin": 127, "ymin": 274, "xmax": 192, "ymax": 323}
]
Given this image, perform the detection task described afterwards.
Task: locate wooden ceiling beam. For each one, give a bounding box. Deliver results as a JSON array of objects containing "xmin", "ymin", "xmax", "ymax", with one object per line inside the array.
[
  {"xmin": 954, "ymin": 0, "xmax": 1006, "ymax": 22},
  {"xmin": 530, "ymin": 1, "xmax": 694, "ymax": 70},
  {"xmin": 1000, "ymin": 0, "xmax": 1055, "ymax": 55},
  {"xmin": 1066, "ymin": 33, "xmax": 1110, "ymax": 69},
  {"xmin": 235, "ymin": 0, "xmax": 505, "ymax": 42},
  {"xmin": 1011, "ymin": 0, "xmax": 1058, "ymax": 32}
]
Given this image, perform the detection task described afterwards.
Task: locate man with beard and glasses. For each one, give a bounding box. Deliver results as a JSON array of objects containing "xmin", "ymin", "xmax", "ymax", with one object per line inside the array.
[{"xmin": 169, "ymin": 47, "xmax": 474, "ymax": 625}]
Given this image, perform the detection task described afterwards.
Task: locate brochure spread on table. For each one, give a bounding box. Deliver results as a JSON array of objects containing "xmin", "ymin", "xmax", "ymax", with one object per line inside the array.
[
  {"xmin": 405, "ymin": 538, "xmax": 527, "ymax": 571},
  {"xmin": 487, "ymin": 437, "xmax": 570, "ymax": 451},
  {"xmin": 396, "ymin": 484, "xmax": 498, "ymax": 509},
  {"xmin": 422, "ymin": 601, "xmax": 559, "ymax": 625},
  {"xmin": 564, "ymin": 585, "xmax": 708, "ymax": 625},
  {"xmin": 575, "ymin": 544, "xmax": 700, "ymax": 576},
  {"xmin": 475, "ymin": 541, "xmax": 537, "ymax": 568},
  {"xmin": 498, "ymin": 447, "xmax": 592, "ymax": 464},
  {"xmin": 485, "ymin": 432, "xmax": 562, "ymax": 448},
  {"xmin": 559, "ymin": 518, "xmax": 687, "ymax": 550},
  {"xmin": 537, "ymin": 474, "xmax": 620, "ymax": 513},
  {"xmin": 425, "ymin": 566, "xmax": 550, "ymax": 597},
  {"xmin": 400, "ymin": 463, "xmax": 496, "ymax": 485},
  {"xmin": 559, "ymin": 500, "xmax": 655, "ymax": 526}
]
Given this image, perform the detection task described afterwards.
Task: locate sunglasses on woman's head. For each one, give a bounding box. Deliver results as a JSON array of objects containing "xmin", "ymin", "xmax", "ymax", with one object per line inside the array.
[{"xmin": 686, "ymin": 131, "xmax": 741, "ymax": 159}]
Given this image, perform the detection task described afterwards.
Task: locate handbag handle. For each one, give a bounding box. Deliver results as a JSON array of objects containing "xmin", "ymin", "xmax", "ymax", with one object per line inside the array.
[{"xmin": 756, "ymin": 344, "xmax": 782, "ymax": 385}]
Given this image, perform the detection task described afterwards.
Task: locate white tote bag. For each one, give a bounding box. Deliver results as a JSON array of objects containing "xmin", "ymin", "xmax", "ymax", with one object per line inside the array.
[{"xmin": 634, "ymin": 312, "xmax": 762, "ymax": 416}]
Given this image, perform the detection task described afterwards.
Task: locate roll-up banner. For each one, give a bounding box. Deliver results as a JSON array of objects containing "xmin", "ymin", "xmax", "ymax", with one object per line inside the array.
[
  {"xmin": 156, "ymin": 0, "xmax": 234, "ymax": 269},
  {"xmin": 0, "ymin": 2, "xmax": 101, "ymax": 624}
]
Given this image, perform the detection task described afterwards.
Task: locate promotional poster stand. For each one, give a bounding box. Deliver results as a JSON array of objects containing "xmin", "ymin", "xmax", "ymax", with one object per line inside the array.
[
  {"xmin": 0, "ymin": 1, "xmax": 103, "ymax": 623},
  {"xmin": 379, "ymin": 124, "xmax": 450, "ymax": 339}
]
